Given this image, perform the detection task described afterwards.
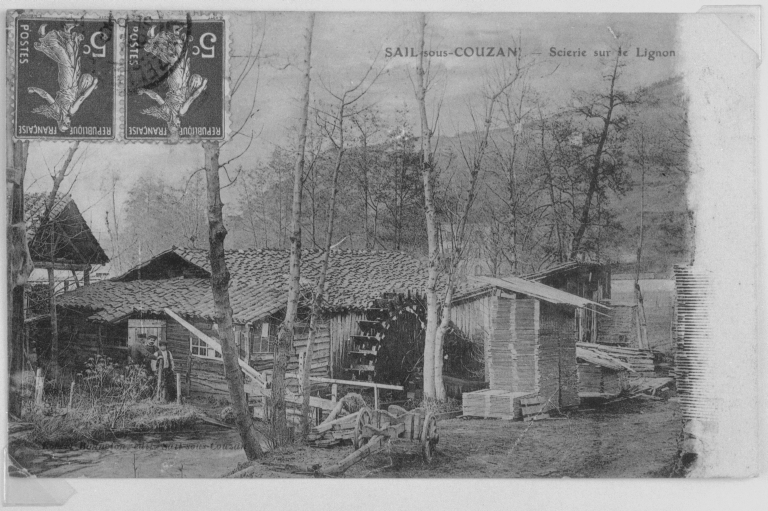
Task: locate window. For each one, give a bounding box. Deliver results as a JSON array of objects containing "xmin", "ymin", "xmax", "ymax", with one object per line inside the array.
[
  {"xmin": 128, "ymin": 319, "xmax": 166, "ymax": 348},
  {"xmin": 190, "ymin": 335, "xmax": 222, "ymax": 359},
  {"xmin": 252, "ymin": 322, "xmax": 273, "ymax": 353}
]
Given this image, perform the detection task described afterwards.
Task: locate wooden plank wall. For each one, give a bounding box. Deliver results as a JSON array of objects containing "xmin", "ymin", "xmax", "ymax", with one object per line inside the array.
[
  {"xmin": 176, "ymin": 317, "xmax": 335, "ymax": 400},
  {"xmin": 328, "ymin": 312, "xmax": 364, "ymax": 378},
  {"xmin": 537, "ymin": 301, "xmax": 579, "ymax": 410},
  {"xmin": 291, "ymin": 322, "xmax": 332, "ymax": 378},
  {"xmin": 55, "ymin": 313, "xmax": 129, "ymax": 363},
  {"xmin": 488, "ymin": 295, "xmax": 514, "ymax": 391},
  {"xmin": 166, "ymin": 317, "xmax": 225, "ymax": 399},
  {"xmin": 513, "ymin": 298, "xmax": 537, "ymax": 394},
  {"xmin": 450, "ymin": 294, "xmax": 492, "ymax": 381}
]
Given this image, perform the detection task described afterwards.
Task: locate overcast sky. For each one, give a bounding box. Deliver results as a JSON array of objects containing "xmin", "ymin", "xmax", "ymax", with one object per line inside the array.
[{"xmin": 22, "ymin": 11, "xmax": 679, "ymax": 251}]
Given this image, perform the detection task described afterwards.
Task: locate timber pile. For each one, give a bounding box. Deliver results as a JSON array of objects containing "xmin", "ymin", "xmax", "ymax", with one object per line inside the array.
[
  {"xmin": 307, "ymin": 410, "xmax": 360, "ymax": 447},
  {"xmin": 627, "ymin": 376, "xmax": 674, "ymax": 396},
  {"xmin": 307, "ymin": 393, "xmax": 367, "ymax": 447},
  {"xmin": 577, "ymin": 363, "xmax": 628, "ymax": 396},
  {"xmin": 520, "ymin": 396, "xmax": 549, "ymax": 421},
  {"xmin": 462, "ymin": 389, "xmax": 535, "ymax": 419},
  {"xmin": 577, "ymin": 342, "xmax": 655, "ymax": 375}
]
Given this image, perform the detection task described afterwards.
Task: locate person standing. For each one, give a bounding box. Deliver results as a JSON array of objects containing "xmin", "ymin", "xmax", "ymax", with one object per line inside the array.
[{"xmin": 152, "ymin": 340, "xmax": 176, "ymax": 401}]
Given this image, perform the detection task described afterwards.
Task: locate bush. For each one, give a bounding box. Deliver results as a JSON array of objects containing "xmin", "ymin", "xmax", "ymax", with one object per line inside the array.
[{"xmin": 75, "ymin": 356, "xmax": 155, "ymax": 405}]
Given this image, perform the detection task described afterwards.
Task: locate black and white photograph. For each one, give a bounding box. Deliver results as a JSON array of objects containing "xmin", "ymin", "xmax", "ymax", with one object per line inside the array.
[{"xmin": 3, "ymin": 2, "xmax": 763, "ymax": 507}]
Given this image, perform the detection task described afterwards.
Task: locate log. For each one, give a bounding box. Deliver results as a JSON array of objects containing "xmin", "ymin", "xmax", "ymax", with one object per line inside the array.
[
  {"xmin": 312, "ymin": 410, "xmax": 360, "ymax": 434},
  {"xmin": 317, "ymin": 435, "xmax": 386, "ymax": 476}
]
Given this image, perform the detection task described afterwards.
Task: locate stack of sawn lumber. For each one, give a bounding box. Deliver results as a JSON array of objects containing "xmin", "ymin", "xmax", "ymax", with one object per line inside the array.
[
  {"xmin": 462, "ymin": 389, "xmax": 535, "ymax": 419},
  {"xmin": 577, "ymin": 342, "xmax": 655, "ymax": 375}
]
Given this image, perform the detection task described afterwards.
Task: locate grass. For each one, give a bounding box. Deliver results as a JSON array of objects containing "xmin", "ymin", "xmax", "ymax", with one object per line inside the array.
[
  {"xmin": 23, "ymin": 400, "xmax": 201, "ymax": 448},
  {"xmin": 417, "ymin": 397, "xmax": 462, "ymax": 414}
]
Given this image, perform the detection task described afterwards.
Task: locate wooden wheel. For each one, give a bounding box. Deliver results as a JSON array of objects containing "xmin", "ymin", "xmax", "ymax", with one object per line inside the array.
[
  {"xmin": 421, "ymin": 412, "xmax": 439, "ymax": 463},
  {"xmin": 353, "ymin": 407, "xmax": 372, "ymax": 450}
]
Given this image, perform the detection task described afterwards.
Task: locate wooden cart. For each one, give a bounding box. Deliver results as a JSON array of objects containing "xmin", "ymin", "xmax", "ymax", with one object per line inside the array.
[{"xmin": 313, "ymin": 406, "xmax": 440, "ymax": 476}]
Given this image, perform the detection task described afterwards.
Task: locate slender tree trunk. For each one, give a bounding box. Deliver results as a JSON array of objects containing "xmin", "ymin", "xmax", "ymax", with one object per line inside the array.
[
  {"xmin": 8, "ymin": 140, "xmax": 31, "ymax": 417},
  {"xmin": 634, "ymin": 151, "xmax": 649, "ymax": 350},
  {"xmin": 47, "ymin": 265, "xmax": 59, "ymax": 373},
  {"xmin": 301, "ymin": 133, "xmax": 344, "ymax": 436},
  {"xmin": 273, "ymin": 12, "xmax": 315, "ymax": 444},
  {"xmin": 42, "ymin": 142, "xmax": 79, "ymax": 377},
  {"xmin": 415, "ymin": 13, "xmax": 437, "ymax": 399},
  {"xmin": 433, "ymin": 285, "xmax": 453, "ymax": 401},
  {"xmin": 203, "ymin": 141, "xmax": 268, "ymax": 460}
]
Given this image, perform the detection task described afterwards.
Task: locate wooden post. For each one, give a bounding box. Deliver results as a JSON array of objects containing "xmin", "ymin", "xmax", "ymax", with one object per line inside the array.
[
  {"xmin": 83, "ymin": 266, "xmax": 91, "ymax": 287},
  {"xmin": 48, "ymin": 267, "xmax": 59, "ymax": 376},
  {"xmin": 8, "ymin": 139, "xmax": 30, "ymax": 418},
  {"xmin": 297, "ymin": 350, "xmax": 306, "ymax": 395},
  {"xmin": 331, "ymin": 383, "xmax": 338, "ymax": 403},
  {"xmin": 34, "ymin": 368, "xmax": 44, "ymax": 406},
  {"xmin": 186, "ymin": 352, "xmax": 194, "ymax": 398},
  {"xmin": 156, "ymin": 357, "xmax": 164, "ymax": 401},
  {"xmin": 374, "ymin": 385, "xmax": 379, "ymax": 410},
  {"xmin": 176, "ymin": 372, "xmax": 182, "ymax": 404},
  {"xmin": 68, "ymin": 381, "xmax": 75, "ymax": 411}
]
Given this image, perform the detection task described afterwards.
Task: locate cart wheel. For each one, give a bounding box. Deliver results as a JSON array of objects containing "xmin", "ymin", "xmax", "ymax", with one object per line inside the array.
[
  {"xmin": 421, "ymin": 413, "xmax": 439, "ymax": 463},
  {"xmin": 353, "ymin": 408, "xmax": 372, "ymax": 450}
]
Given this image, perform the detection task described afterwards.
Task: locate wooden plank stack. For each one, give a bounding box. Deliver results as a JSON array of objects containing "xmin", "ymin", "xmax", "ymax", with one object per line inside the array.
[
  {"xmin": 488, "ymin": 297, "xmax": 515, "ymax": 390},
  {"xmin": 577, "ymin": 362, "xmax": 628, "ymax": 397},
  {"xmin": 577, "ymin": 342, "xmax": 655, "ymax": 375},
  {"xmin": 462, "ymin": 389, "xmax": 535, "ymax": 419},
  {"xmin": 307, "ymin": 410, "xmax": 360, "ymax": 447},
  {"xmin": 520, "ymin": 396, "xmax": 549, "ymax": 421}
]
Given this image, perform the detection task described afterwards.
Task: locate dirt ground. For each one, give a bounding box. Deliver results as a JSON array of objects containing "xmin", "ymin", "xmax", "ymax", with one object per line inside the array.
[
  {"xmin": 11, "ymin": 396, "xmax": 681, "ymax": 478},
  {"xmin": 235, "ymin": 396, "xmax": 682, "ymax": 478}
]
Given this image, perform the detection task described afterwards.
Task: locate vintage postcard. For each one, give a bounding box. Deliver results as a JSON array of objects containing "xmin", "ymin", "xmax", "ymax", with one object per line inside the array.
[{"xmin": 2, "ymin": 2, "xmax": 762, "ymax": 508}]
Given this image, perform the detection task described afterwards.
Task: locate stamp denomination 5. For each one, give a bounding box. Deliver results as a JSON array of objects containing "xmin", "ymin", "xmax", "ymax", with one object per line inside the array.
[
  {"xmin": 124, "ymin": 18, "xmax": 225, "ymax": 143},
  {"xmin": 14, "ymin": 18, "xmax": 116, "ymax": 140}
]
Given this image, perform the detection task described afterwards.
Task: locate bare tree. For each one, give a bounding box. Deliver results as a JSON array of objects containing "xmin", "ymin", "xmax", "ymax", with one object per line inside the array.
[
  {"xmin": 7, "ymin": 139, "xmax": 31, "ymax": 417},
  {"xmin": 272, "ymin": 12, "xmax": 315, "ymax": 445},
  {"xmin": 300, "ymin": 55, "xmax": 385, "ymax": 434},
  {"xmin": 569, "ymin": 50, "xmax": 634, "ymax": 259},
  {"xmin": 203, "ymin": 142, "xmax": 269, "ymax": 459},
  {"xmin": 413, "ymin": 13, "xmax": 440, "ymax": 399},
  {"xmin": 40, "ymin": 142, "xmax": 81, "ymax": 377},
  {"xmin": 201, "ymin": 17, "xmax": 271, "ymax": 459},
  {"xmin": 432, "ymin": 61, "xmax": 525, "ymax": 399}
]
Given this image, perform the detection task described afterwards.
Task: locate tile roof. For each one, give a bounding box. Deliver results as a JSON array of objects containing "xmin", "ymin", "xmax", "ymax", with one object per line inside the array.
[{"xmin": 59, "ymin": 247, "xmax": 430, "ymax": 324}]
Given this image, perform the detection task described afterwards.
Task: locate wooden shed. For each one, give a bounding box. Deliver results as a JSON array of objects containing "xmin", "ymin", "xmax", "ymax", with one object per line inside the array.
[
  {"xmin": 455, "ymin": 275, "xmax": 607, "ymax": 419},
  {"xmin": 57, "ymin": 246, "xmax": 427, "ymax": 400}
]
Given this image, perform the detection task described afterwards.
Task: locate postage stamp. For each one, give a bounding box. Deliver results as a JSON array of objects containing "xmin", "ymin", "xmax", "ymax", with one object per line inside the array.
[
  {"xmin": 13, "ymin": 16, "xmax": 116, "ymax": 140},
  {"xmin": 124, "ymin": 17, "xmax": 226, "ymax": 142}
]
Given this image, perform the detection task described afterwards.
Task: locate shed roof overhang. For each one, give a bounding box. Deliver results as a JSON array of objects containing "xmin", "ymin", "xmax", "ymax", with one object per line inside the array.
[{"xmin": 471, "ymin": 275, "xmax": 609, "ymax": 310}]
